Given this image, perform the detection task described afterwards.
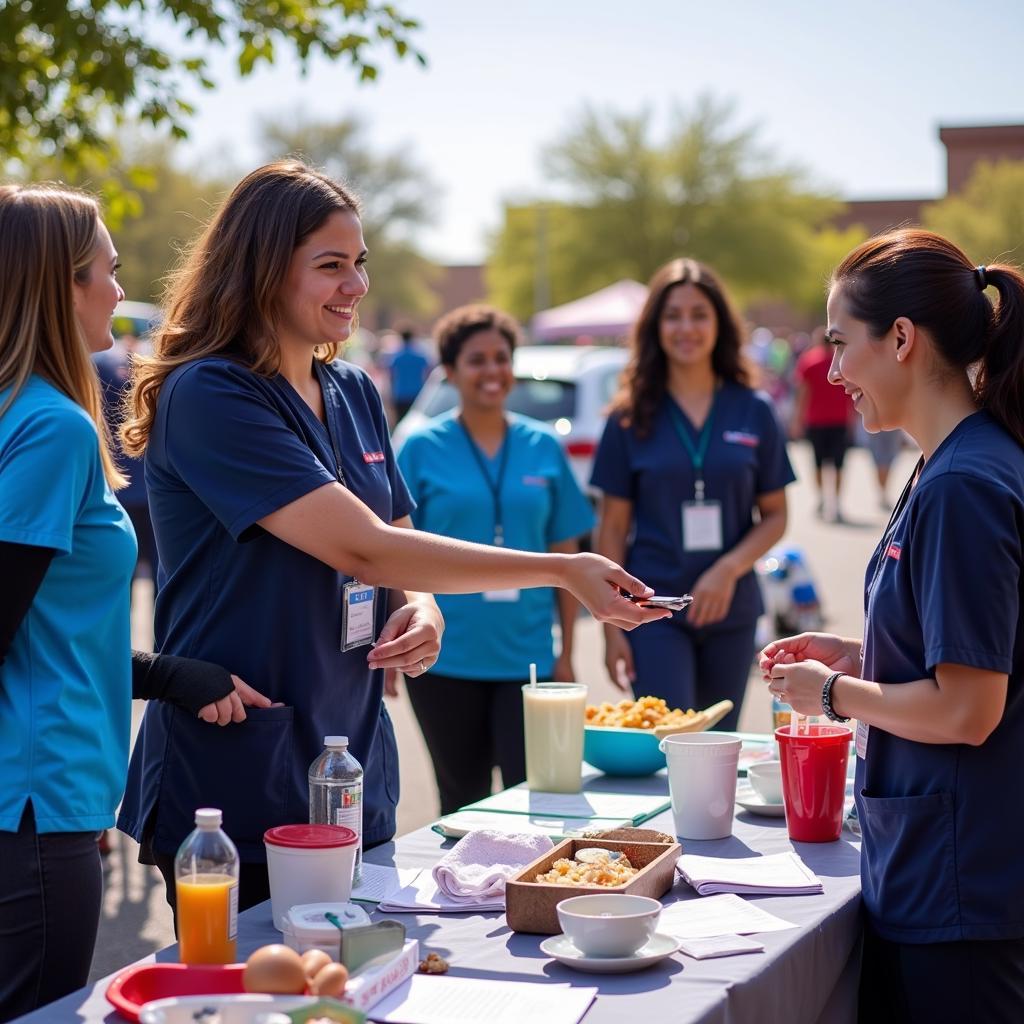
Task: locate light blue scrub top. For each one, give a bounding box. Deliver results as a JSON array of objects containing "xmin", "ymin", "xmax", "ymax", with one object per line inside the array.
[
  {"xmin": 0, "ymin": 377, "xmax": 136, "ymax": 832},
  {"xmin": 397, "ymin": 412, "xmax": 594, "ymax": 680}
]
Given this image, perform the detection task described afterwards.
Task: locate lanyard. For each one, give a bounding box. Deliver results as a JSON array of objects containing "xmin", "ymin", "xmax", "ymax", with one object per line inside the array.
[
  {"xmin": 458, "ymin": 416, "xmax": 511, "ymax": 546},
  {"xmin": 668, "ymin": 393, "xmax": 717, "ymax": 502},
  {"xmin": 314, "ymin": 361, "xmax": 349, "ymax": 488}
]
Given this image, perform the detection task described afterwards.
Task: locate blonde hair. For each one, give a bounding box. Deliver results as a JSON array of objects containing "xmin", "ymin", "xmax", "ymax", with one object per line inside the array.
[
  {"xmin": 0, "ymin": 184, "xmax": 125, "ymax": 489},
  {"xmin": 123, "ymin": 160, "xmax": 361, "ymax": 456}
]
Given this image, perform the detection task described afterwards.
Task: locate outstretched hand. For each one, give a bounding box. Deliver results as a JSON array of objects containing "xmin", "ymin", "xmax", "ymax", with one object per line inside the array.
[{"xmin": 565, "ymin": 553, "xmax": 671, "ymax": 630}]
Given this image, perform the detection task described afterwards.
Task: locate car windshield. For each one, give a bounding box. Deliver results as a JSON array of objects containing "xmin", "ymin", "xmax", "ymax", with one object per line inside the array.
[{"xmin": 421, "ymin": 377, "xmax": 577, "ymax": 421}]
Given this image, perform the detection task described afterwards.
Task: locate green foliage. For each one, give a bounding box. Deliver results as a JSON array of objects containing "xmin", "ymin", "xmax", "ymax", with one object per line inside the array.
[
  {"xmin": 488, "ymin": 97, "xmax": 844, "ymax": 322},
  {"xmin": 924, "ymin": 160, "xmax": 1024, "ymax": 266},
  {"xmin": 261, "ymin": 114, "xmax": 440, "ymax": 325},
  {"xmin": 0, "ymin": 1, "xmax": 424, "ymax": 170}
]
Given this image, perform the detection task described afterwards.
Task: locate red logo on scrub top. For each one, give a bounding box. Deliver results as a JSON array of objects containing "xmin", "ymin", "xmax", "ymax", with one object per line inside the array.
[
  {"xmin": 886, "ymin": 543, "xmax": 901, "ymax": 561},
  {"xmin": 363, "ymin": 451, "xmax": 385, "ymax": 464}
]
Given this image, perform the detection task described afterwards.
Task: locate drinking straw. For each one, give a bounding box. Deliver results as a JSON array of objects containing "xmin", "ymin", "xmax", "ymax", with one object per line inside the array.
[
  {"xmin": 529, "ymin": 662, "xmax": 537, "ymax": 689},
  {"xmin": 791, "ymin": 708, "xmax": 801, "ymax": 736}
]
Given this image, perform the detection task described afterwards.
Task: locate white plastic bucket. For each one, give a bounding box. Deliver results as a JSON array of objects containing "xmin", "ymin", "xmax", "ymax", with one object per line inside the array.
[
  {"xmin": 658, "ymin": 733, "xmax": 742, "ymax": 840},
  {"xmin": 263, "ymin": 824, "xmax": 358, "ymax": 930}
]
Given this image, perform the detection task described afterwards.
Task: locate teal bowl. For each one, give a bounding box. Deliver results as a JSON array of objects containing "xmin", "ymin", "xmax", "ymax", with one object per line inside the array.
[{"xmin": 583, "ymin": 725, "xmax": 666, "ymax": 777}]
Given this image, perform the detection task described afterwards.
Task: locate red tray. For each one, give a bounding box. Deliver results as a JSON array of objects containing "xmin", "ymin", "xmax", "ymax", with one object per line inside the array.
[{"xmin": 106, "ymin": 963, "xmax": 247, "ymax": 1022}]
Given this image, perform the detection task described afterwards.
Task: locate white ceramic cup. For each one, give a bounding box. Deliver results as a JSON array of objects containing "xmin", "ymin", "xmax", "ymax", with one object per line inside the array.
[
  {"xmin": 747, "ymin": 760, "xmax": 784, "ymax": 804},
  {"xmin": 556, "ymin": 893, "xmax": 661, "ymax": 957},
  {"xmin": 659, "ymin": 732, "xmax": 742, "ymax": 840}
]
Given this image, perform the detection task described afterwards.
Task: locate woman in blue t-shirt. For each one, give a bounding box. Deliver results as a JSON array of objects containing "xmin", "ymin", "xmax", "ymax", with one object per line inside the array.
[
  {"xmin": 116, "ymin": 162, "xmax": 667, "ymax": 917},
  {"xmin": 395, "ymin": 305, "xmax": 594, "ymax": 814},
  {"xmin": 592, "ymin": 258, "xmax": 794, "ymax": 729},
  {"xmin": 763, "ymin": 230, "xmax": 1024, "ymax": 1023}
]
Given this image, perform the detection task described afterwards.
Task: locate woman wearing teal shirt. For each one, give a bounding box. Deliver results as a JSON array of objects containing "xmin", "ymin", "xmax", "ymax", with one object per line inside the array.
[{"xmin": 396, "ymin": 305, "xmax": 594, "ymax": 814}]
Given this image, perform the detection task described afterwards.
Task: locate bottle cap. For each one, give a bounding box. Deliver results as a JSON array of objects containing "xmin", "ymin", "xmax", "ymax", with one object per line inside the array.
[
  {"xmin": 324, "ymin": 736, "xmax": 349, "ymax": 748},
  {"xmin": 195, "ymin": 807, "xmax": 222, "ymax": 828}
]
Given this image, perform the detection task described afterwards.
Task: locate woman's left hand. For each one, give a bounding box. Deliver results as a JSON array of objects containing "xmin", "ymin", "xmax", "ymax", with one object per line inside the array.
[
  {"xmin": 686, "ymin": 561, "xmax": 737, "ymax": 628},
  {"xmin": 767, "ymin": 658, "xmax": 832, "ymax": 717},
  {"xmin": 367, "ymin": 600, "xmax": 444, "ymax": 678}
]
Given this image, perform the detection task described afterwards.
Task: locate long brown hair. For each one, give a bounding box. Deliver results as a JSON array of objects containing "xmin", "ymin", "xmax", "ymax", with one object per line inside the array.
[
  {"xmin": 609, "ymin": 258, "xmax": 753, "ymax": 436},
  {"xmin": 832, "ymin": 229, "xmax": 1024, "ymax": 448},
  {"xmin": 123, "ymin": 160, "xmax": 361, "ymax": 456},
  {"xmin": 0, "ymin": 184, "xmax": 125, "ymax": 488}
]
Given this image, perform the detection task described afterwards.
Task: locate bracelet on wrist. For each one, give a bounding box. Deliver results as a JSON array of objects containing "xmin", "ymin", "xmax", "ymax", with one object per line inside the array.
[{"xmin": 821, "ymin": 671, "xmax": 850, "ymax": 723}]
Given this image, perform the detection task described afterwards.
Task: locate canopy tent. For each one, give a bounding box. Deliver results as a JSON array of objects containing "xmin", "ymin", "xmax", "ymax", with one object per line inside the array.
[{"xmin": 531, "ymin": 279, "xmax": 648, "ymax": 341}]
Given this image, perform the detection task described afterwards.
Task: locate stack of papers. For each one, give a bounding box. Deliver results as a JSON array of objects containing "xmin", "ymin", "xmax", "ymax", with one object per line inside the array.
[
  {"xmin": 377, "ymin": 868, "xmax": 506, "ymax": 914},
  {"xmin": 431, "ymin": 810, "xmax": 630, "ymax": 840},
  {"xmin": 352, "ymin": 863, "xmax": 422, "ymax": 904},
  {"xmin": 676, "ymin": 852, "xmax": 824, "ymax": 896},
  {"xmin": 659, "ymin": 893, "xmax": 796, "ymax": 938},
  {"xmin": 460, "ymin": 787, "xmax": 670, "ymax": 825}
]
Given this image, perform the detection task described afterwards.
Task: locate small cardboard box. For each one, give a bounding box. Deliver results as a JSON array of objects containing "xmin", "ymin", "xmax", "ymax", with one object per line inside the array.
[{"xmin": 505, "ymin": 837, "xmax": 680, "ymax": 935}]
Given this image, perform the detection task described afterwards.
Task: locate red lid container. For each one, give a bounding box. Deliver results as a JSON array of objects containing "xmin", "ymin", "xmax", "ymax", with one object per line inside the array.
[
  {"xmin": 106, "ymin": 963, "xmax": 246, "ymax": 1022},
  {"xmin": 263, "ymin": 824, "xmax": 357, "ymax": 849}
]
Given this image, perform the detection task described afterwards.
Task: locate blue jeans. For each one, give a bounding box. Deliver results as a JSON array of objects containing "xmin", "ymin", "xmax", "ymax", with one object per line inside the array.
[{"xmin": 0, "ymin": 802, "xmax": 102, "ymax": 1021}]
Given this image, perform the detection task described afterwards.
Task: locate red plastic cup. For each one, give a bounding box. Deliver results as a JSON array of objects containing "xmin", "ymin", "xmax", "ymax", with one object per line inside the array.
[{"xmin": 775, "ymin": 724, "xmax": 853, "ymax": 842}]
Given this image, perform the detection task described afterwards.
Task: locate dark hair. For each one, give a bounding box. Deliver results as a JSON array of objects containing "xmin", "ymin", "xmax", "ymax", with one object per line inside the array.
[
  {"xmin": 831, "ymin": 229, "xmax": 1024, "ymax": 448},
  {"xmin": 124, "ymin": 160, "xmax": 360, "ymax": 455},
  {"xmin": 434, "ymin": 304, "xmax": 521, "ymax": 367},
  {"xmin": 609, "ymin": 258, "xmax": 753, "ymax": 436}
]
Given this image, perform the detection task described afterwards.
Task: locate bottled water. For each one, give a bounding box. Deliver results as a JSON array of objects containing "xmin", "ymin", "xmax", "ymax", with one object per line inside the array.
[{"xmin": 309, "ymin": 735, "xmax": 363, "ymax": 881}]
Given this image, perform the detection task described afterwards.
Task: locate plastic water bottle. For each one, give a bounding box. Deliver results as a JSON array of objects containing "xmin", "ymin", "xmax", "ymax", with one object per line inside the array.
[
  {"xmin": 309, "ymin": 736, "xmax": 363, "ymax": 882},
  {"xmin": 174, "ymin": 808, "xmax": 239, "ymax": 964}
]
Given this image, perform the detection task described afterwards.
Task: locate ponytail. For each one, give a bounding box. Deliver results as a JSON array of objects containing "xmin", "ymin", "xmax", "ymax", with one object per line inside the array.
[{"xmin": 976, "ymin": 265, "xmax": 1024, "ymax": 449}]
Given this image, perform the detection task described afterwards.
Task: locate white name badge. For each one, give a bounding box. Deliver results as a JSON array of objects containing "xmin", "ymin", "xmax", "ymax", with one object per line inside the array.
[
  {"xmin": 483, "ymin": 589, "xmax": 521, "ymax": 603},
  {"xmin": 856, "ymin": 719, "xmax": 869, "ymax": 759},
  {"xmin": 682, "ymin": 500, "xmax": 723, "ymax": 552},
  {"xmin": 341, "ymin": 581, "xmax": 376, "ymax": 651}
]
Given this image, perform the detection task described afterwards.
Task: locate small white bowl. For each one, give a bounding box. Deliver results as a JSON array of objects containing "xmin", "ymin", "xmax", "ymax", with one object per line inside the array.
[
  {"xmin": 556, "ymin": 893, "xmax": 662, "ymax": 958},
  {"xmin": 747, "ymin": 760, "xmax": 784, "ymax": 804}
]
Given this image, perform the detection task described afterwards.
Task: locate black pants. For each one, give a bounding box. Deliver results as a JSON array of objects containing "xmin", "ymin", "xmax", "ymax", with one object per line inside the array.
[
  {"xmin": 0, "ymin": 803, "xmax": 102, "ymax": 1022},
  {"xmin": 859, "ymin": 917, "xmax": 1024, "ymax": 1023},
  {"xmin": 406, "ymin": 671, "xmax": 529, "ymax": 816}
]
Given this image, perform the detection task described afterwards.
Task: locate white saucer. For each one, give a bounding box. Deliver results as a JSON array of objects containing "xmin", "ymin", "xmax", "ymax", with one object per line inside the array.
[
  {"xmin": 539, "ymin": 932, "xmax": 681, "ymax": 973},
  {"xmin": 735, "ymin": 785, "xmax": 786, "ymax": 817}
]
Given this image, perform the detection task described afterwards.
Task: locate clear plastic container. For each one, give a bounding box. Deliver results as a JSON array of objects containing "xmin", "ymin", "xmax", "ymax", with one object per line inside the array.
[
  {"xmin": 174, "ymin": 808, "xmax": 239, "ymax": 964},
  {"xmin": 309, "ymin": 736, "xmax": 363, "ymax": 881}
]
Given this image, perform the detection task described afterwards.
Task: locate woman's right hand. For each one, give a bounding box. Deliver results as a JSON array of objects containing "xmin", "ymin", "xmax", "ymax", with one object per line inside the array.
[
  {"xmin": 198, "ymin": 675, "xmax": 275, "ymax": 725},
  {"xmin": 564, "ymin": 553, "xmax": 670, "ymax": 630},
  {"xmin": 604, "ymin": 628, "xmax": 636, "ymax": 691},
  {"xmin": 758, "ymin": 633, "xmax": 861, "ymax": 681}
]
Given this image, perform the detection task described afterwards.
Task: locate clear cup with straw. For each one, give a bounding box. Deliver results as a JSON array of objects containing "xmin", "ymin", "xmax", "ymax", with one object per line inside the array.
[{"xmin": 522, "ymin": 661, "xmax": 587, "ymax": 793}]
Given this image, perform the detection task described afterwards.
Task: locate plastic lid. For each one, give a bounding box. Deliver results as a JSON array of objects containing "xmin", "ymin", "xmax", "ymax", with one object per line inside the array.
[
  {"xmin": 324, "ymin": 736, "xmax": 349, "ymax": 748},
  {"xmin": 194, "ymin": 807, "xmax": 222, "ymax": 828},
  {"xmin": 264, "ymin": 824, "xmax": 358, "ymax": 849}
]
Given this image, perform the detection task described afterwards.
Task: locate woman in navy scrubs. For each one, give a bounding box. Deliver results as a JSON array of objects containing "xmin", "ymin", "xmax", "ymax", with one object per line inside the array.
[
  {"xmin": 592, "ymin": 258, "xmax": 794, "ymax": 729},
  {"xmin": 117, "ymin": 162, "xmax": 665, "ymax": 912},
  {"xmin": 396, "ymin": 305, "xmax": 594, "ymax": 814},
  {"xmin": 762, "ymin": 229, "xmax": 1024, "ymax": 1023}
]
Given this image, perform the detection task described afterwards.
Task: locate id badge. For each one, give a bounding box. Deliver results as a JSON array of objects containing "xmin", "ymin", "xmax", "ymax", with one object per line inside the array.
[
  {"xmin": 855, "ymin": 719, "xmax": 869, "ymax": 759},
  {"xmin": 483, "ymin": 589, "xmax": 520, "ymax": 603},
  {"xmin": 682, "ymin": 501, "xmax": 723, "ymax": 551},
  {"xmin": 341, "ymin": 581, "xmax": 376, "ymax": 651}
]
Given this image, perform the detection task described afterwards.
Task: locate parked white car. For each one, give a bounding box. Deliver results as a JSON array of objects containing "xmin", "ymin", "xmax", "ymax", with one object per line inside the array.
[{"xmin": 391, "ymin": 344, "xmax": 629, "ymax": 495}]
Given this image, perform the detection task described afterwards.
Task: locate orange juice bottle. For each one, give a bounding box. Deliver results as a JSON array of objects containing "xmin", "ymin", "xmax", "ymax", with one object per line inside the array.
[{"xmin": 174, "ymin": 808, "xmax": 239, "ymax": 964}]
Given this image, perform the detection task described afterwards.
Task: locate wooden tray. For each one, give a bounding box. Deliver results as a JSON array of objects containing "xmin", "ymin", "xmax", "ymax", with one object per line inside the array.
[{"xmin": 505, "ymin": 837, "xmax": 680, "ymax": 935}]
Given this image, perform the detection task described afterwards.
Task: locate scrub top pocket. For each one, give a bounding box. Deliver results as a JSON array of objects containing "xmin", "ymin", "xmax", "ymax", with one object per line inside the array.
[
  {"xmin": 156, "ymin": 704, "xmax": 296, "ymax": 859},
  {"xmin": 859, "ymin": 789, "xmax": 959, "ymax": 936}
]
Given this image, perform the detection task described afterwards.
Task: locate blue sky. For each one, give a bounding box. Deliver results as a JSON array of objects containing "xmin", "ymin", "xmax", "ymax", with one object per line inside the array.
[{"xmin": 181, "ymin": 0, "xmax": 1024, "ymax": 263}]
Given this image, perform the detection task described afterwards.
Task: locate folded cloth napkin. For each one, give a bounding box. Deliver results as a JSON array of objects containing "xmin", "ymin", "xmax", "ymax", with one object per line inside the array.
[{"xmin": 432, "ymin": 829, "xmax": 554, "ymax": 903}]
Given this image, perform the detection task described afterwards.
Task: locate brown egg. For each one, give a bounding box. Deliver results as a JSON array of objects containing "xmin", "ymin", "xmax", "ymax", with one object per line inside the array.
[
  {"xmin": 242, "ymin": 944, "xmax": 308, "ymax": 994},
  {"xmin": 300, "ymin": 948, "xmax": 333, "ymax": 980},
  {"xmin": 310, "ymin": 961, "xmax": 349, "ymax": 997}
]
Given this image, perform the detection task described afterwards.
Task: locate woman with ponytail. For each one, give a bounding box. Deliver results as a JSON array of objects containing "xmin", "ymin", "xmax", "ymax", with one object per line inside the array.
[{"xmin": 761, "ymin": 229, "xmax": 1024, "ymax": 1022}]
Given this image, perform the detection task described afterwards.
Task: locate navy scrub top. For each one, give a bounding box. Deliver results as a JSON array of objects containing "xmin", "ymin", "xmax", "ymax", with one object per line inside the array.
[
  {"xmin": 117, "ymin": 357, "xmax": 413, "ymax": 861},
  {"xmin": 590, "ymin": 382, "xmax": 795, "ymax": 628},
  {"xmin": 858, "ymin": 411, "xmax": 1024, "ymax": 943}
]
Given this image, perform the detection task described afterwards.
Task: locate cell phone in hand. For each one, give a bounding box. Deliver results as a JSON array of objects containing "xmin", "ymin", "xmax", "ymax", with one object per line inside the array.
[{"xmin": 621, "ymin": 592, "xmax": 694, "ymax": 611}]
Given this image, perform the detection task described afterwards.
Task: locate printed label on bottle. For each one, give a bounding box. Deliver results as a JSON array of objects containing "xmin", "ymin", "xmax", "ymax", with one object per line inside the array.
[{"xmin": 228, "ymin": 881, "xmax": 238, "ymax": 940}]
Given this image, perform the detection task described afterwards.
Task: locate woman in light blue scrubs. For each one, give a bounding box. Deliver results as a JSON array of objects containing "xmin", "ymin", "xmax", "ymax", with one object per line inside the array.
[
  {"xmin": 763, "ymin": 230, "xmax": 1024, "ymax": 1023},
  {"xmin": 592, "ymin": 258, "xmax": 794, "ymax": 728},
  {"xmin": 396, "ymin": 305, "xmax": 594, "ymax": 814},
  {"xmin": 117, "ymin": 162, "xmax": 667, "ymax": 916}
]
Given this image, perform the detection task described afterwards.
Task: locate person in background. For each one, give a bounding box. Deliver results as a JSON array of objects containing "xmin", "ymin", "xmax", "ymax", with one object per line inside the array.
[
  {"xmin": 591, "ymin": 258, "xmax": 794, "ymax": 731},
  {"xmin": 388, "ymin": 324, "xmax": 431, "ymax": 421},
  {"xmin": 793, "ymin": 325, "xmax": 854, "ymax": 521},
  {"xmin": 763, "ymin": 230, "xmax": 1024, "ymax": 1024},
  {"xmin": 394, "ymin": 305, "xmax": 594, "ymax": 815},
  {"xmin": 856, "ymin": 419, "xmax": 906, "ymax": 510},
  {"xmin": 0, "ymin": 184, "xmax": 264, "ymax": 1022},
  {"xmin": 116, "ymin": 161, "xmax": 667, "ymax": 919}
]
